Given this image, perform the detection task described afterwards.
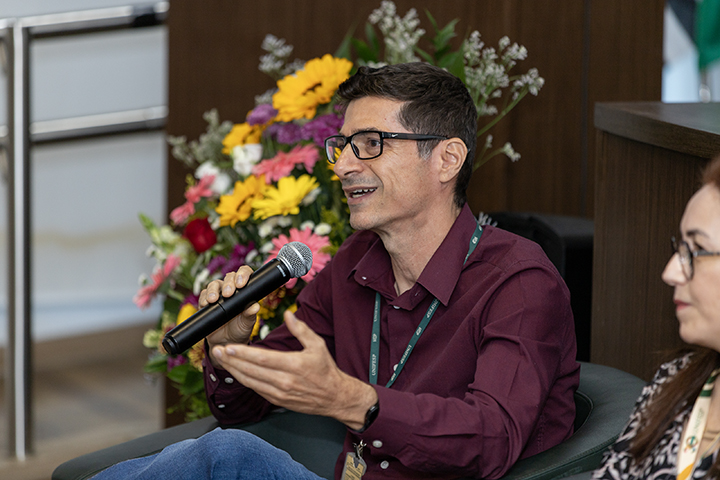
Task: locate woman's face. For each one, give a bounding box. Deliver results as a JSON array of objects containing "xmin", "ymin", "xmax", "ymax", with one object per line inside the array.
[{"xmin": 662, "ymin": 184, "xmax": 720, "ymax": 351}]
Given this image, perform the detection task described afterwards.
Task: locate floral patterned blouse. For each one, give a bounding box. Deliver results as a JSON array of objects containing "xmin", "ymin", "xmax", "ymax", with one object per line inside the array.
[{"xmin": 593, "ymin": 354, "xmax": 718, "ymax": 480}]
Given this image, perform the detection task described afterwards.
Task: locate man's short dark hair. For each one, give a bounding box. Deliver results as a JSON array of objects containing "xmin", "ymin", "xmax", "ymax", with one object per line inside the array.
[{"xmin": 336, "ymin": 62, "xmax": 477, "ymax": 209}]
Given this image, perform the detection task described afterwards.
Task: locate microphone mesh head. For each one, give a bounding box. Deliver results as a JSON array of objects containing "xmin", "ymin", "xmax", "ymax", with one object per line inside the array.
[{"xmin": 277, "ymin": 242, "xmax": 313, "ymax": 278}]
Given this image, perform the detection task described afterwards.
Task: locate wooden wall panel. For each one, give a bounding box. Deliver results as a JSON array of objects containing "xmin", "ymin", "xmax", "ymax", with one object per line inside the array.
[
  {"xmin": 592, "ymin": 102, "xmax": 720, "ymax": 380},
  {"xmin": 166, "ymin": 0, "xmax": 664, "ymax": 219}
]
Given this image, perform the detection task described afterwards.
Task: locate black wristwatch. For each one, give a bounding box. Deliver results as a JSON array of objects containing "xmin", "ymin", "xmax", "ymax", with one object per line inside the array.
[{"xmin": 357, "ymin": 400, "xmax": 380, "ymax": 433}]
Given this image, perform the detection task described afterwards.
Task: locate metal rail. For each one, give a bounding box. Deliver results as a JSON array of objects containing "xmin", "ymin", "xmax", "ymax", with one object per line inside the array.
[{"xmin": 0, "ymin": 2, "xmax": 168, "ymax": 461}]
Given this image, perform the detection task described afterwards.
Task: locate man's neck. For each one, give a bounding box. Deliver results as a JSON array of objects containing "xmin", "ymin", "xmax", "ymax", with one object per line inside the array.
[{"xmin": 378, "ymin": 205, "xmax": 463, "ymax": 295}]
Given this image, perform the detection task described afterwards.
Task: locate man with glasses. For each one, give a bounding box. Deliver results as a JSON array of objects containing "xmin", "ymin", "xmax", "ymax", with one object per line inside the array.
[{"xmin": 95, "ymin": 63, "xmax": 579, "ymax": 480}]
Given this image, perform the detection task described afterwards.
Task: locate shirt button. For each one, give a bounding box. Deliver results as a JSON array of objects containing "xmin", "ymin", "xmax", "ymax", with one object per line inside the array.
[
  {"xmin": 217, "ymin": 404, "xmax": 225, "ymax": 409},
  {"xmin": 224, "ymin": 377, "xmax": 234, "ymax": 384},
  {"xmin": 210, "ymin": 374, "xmax": 217, "ymax": 382},
  {"xmin": 380, "ymin": 460, "xmax": 390, "ymax": 469},
  {"xmin": 372, "ymin": 440, "xmax": 383, "ymax": 448},
  {"xmin": 393, "ymin": 305, "xmax": 400, "ymax": 309},
  {"xmin": 361, "ymin": 276, "xmax": 367, "ymax": 280}
]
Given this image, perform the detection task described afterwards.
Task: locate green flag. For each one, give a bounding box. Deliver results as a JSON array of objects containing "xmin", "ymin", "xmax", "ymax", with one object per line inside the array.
[{"xmin": 697, "ymin": 0, "xmax": 720, "ymax": 70}]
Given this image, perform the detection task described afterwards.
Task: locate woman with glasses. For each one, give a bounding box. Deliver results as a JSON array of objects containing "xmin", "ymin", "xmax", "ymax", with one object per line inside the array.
[{"xmin": 594, "ymin": 155, "xmax": 720, "ymax": 480}]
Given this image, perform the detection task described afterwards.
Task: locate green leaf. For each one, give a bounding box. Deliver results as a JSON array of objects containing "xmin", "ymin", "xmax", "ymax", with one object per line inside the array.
[
  {"xmin": 439, "ymin": 51, "xmax": 466, "ymax": 81},
  {"xmin": 334, "ymin": 22, "xmax": 358, "ymax": 60},
  {"xmin": 166, "ymin": 362, "xmax": 191, "ymax": 384},
  {"xmin": 364, "ymin": 22, "xmax": 380, "ymax": 58},
  {"xmin": 138, "ymin": 213, "xmax": 157, "ymax": 234},
  {"xmin": 144, "ymin": 354, "xmax": 168, "ymax": 373},
  {"xmin": 434, "ymin": 18, "xmax": 460, "ymax": 52},
  {"xmin": 415, "ymin": 47, "xmax": 435, "ymax": 65},
  {"xmin": 351, "ymin": 39, "xmax": 377, "ymax": 64}
]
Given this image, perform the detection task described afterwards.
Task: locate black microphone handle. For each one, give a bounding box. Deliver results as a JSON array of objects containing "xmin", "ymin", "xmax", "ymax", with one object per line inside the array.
[{"xmin": 162, "ymin": 259, "xmax": 291, "ymax": 355}]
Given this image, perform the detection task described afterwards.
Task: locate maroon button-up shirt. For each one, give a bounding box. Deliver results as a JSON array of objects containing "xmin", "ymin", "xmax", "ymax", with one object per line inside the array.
[{"xmin": 204, "ymin": 204, "xmax": 579, "ymax": 479}]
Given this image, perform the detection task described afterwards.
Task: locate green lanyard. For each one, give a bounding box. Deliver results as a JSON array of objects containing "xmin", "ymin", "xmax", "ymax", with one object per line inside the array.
[{"xmin": 369, "ymin": 223, "xmax": 483, "ymax": 388}]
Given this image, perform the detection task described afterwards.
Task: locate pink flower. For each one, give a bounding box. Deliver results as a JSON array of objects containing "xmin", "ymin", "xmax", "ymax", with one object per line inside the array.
[
  {"xmin": 252, "ymin": 145, "xmax": 320, "ymax": 183},
  {"xmin": 186, "ymin": 175, "xmax": 215, "ymax": 203},
  {"xmin": 253, "ymin": 156, "xmax": 295, "ymax": 183},
  {"xmin": 169, "ymin": 201, "xmax": 195, "ymax": 225},
  {"xmin": 169, "ymin": 175, "xmax": 215, "ymax": 226},
  {"xmin": 267, "ymin": 227, "xmax": 330, "ymax": 288},
  {"xmin": 133, "ymin": 254, "xmax": 182, "ymax": 309},
  {"xmin": 289, "ymin": 144, "xmax": 320, "ymax": 174}
]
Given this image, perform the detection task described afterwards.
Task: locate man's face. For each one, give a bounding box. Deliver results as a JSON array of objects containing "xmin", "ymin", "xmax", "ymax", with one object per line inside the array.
[{"xmin": 332, "ymin": 97, "xmax": 438, "ymax": 235}]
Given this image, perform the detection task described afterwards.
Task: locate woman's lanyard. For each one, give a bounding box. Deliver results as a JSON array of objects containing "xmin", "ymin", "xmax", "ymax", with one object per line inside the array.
[
  {"xmin": 678, "ymin": 368, "xmax": 720, "ymax": 480},
  {"xmin": 368, "ymin": 223, "xmax": 483, "ymax": 388}
]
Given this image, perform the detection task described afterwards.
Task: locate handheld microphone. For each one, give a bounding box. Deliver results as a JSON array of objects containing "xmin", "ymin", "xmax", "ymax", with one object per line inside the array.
[{"xmin": 162, "ymin": 242, "xmax": 313, "ymax": 355}]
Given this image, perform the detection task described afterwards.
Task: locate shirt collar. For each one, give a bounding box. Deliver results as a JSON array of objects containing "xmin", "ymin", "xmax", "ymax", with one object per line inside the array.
[{"xmin": 351, "ymin": 204, "xmax": 479, "ymax": 307}]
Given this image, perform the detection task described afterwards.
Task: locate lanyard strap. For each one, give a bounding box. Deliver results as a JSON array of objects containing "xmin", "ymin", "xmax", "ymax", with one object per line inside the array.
[
  {"xmin": 678, "ymin": 367, "xmax": 720, "ymax": 480},
  {"xmin": 369, "ymin": 223, "xmax": 483, "ymax": 388}
]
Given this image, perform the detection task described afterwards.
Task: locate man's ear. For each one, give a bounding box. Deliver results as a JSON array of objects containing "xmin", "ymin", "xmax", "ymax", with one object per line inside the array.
[{"xmin": 437, "ymin": 138, "xmax": 468, "ymax": 184}]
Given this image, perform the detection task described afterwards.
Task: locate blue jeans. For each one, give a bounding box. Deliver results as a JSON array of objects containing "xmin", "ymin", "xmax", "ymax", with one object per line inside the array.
[{"xmin": 91, "ymin": 427, "xmax": 326, "ymax": 480}]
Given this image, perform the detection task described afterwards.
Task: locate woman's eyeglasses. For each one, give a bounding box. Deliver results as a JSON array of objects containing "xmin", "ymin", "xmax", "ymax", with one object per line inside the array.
[{"xmin": 671, "ymin": 236, "xmax": 720, "ymax": 280}]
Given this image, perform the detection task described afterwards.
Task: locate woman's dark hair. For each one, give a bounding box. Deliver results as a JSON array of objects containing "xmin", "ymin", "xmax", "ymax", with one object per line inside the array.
[
  {"xmin": 335, "ymin": 63, "xmax": 478, "ymax": 210},
  {"xmin": 629, "ymin": 155, "xmax": 720, "ymax": 476}
]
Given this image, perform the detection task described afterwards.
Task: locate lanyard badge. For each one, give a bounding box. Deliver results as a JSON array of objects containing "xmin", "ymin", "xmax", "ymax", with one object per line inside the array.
[
  {"xmin": 678, "ymin": 368, "xmax": 720, "ymax": 480},
  {"xmin": 342, "ymin": 441, "xmax": 367, "ymax": 480}
]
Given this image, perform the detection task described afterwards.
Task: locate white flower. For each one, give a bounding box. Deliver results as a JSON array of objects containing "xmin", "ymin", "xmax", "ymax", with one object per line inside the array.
[
  {"xmin": 314, "ymin": 223, "xmax": 332, "ymax": 236},
  {"xmin": 502, "ymin": 142, "xmax": 521, "ymax": 162},
  {"xmin": 300, "ymin": 221, "xmax": 315, "ymax": 232},
  {"xmin": 258, "ymin": 218, "xmax": 277, "ymax": 238},
  {"xmin": 231, "ymin": 143, "xmax": 263, "ymax": 177},
  {"xmin": 195, "ymin": 162, "xmax": 232, "ymax": 194},
  {"xmin": 246, "ymin": 249, "xmax": 259, "ymax": 264},
  {"xmin": 302, "ymin": 187, "xmax": 321, "ymax": 206},
  {"xmin": 261, "ymin": 242, "xmax": 275, "ymax": 254},
  {"xmin": 138, "ymin": 273, "xmax": 149, "ymax": 286},
  {"xmin": 277, "ymin": 216, "xmax": 292, "ymax": 227},
  {"xmin": 193, "ymin": 268, "xmax": 211, "ymax": 296}
]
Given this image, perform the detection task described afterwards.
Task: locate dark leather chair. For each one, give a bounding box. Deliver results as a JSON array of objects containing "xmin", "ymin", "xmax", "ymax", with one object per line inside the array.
[{"xmin": 52, "ymin": 362, "xmax": 644, "ymax": 480}]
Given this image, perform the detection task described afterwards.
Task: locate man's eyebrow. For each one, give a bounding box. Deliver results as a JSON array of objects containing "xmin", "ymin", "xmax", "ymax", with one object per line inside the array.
[{"xmin": 341, "ymin": 127, "xmax": 381, "ymax": 136}]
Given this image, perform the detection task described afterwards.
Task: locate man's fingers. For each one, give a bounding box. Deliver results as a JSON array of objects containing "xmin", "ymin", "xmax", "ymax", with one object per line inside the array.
[{"xmin": 284, "ymin": 310, "xmax": 321, "ymax": 350}]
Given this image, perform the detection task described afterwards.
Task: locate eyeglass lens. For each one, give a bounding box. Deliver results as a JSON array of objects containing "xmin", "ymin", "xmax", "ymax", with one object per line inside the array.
[
  {"xmin": 326, "ymin": 132, "xmax": 383, "ymax": 163},
  {"xmin": 672, "ymin": 237, "xmax": 693, "ymax": 280}
]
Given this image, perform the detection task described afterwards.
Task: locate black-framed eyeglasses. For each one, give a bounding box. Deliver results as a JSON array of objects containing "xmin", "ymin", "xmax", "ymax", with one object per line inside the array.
[
  {"xmin": 324, "ymin": 130, "xmax": 447, "ymax": 164},
  {"xmin": 671, "ymin": 236, "xmax": 720, "ymax": 280}
]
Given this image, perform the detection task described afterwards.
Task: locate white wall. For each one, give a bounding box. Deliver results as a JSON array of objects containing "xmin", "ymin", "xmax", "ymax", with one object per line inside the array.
[
  {"xmin": 0, "ymin": 0, "xmax": 167, "ymax": 344},
  {"xmin": 663, "ymin": 4, "xmax": 720, "ymax": 102}
]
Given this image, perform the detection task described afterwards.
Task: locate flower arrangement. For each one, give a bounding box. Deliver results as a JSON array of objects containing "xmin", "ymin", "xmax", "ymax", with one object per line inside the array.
[{"xmin": 138, "ymin": 0, "xmax": 544, "ymax": 422}]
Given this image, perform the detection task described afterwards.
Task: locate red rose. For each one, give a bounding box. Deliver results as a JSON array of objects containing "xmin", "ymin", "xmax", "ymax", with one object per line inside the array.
[{"xmin": 184, "ymin": 218, "xmax": 216, "ymax": 253}]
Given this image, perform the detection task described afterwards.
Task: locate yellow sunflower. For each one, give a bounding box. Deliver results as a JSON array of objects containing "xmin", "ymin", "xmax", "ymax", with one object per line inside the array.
[
  {"xmin": 272, "ymin": 54, "xmax": 353, "ymax": 122},
  {"xmin": 252, "ymin": 175, "xmax": 319, "ymax": 220},
  {"xmin": 176, "ymin": 303, "xmax": 198, "ymax": 326},
  {"xmin": 222, "ymin": 122, "xmax": 263, "ymax": 154},
  {"xmin": 216, "ymin": 175, "xmax": 267, "ymax": 227}
]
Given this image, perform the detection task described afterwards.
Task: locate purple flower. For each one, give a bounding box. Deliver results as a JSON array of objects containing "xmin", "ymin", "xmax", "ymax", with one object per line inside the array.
[
  {"xmin": 207, "ymin": 255, "xmax": 227, "ymax": 274},
  {"xmin": 167, "ymin": 355, "xmax": 187, "ymax": 370},
  {"xmin": 232, "ymin": 242, "xmax": 255, "ymax": 260},
  {"xmin": 274, "ymin": 122, "xmax": 303, "ymax": 144},
  {"xmin": 182, "ymin": 294, "xmax": 199, "ymax": 308},
  {"xmin": 221, "ymin": 257, "xmax": 243, "ymax": 276},
  {"xmin": 247, "ymin": 104, "xmax": 278, "ymax": 126},
  {"xmin": 301, "ymin": 113, "xmax": 344, "ymax": 147}
]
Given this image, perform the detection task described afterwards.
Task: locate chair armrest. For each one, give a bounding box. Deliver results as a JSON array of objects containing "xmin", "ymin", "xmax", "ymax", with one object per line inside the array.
[
  {"xmin": 52, "ymin": 415, "xmax": 220, "ymax": 480},
  {"xmin": 52, "ymin": 410, "xmax": 346, "ymax": 480},
  {"xmin": 499, "ymin": 362, "xmax": 644, "ymax": 480}
]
